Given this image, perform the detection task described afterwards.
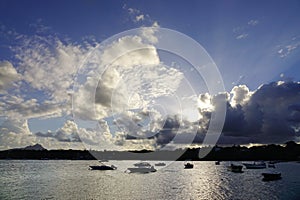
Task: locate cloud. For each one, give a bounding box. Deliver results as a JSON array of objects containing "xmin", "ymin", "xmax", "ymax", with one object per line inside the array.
[
  {"xmin": 230, "ymin": 85, "xmax": 252, "ymax": 106},
  {"xmin": 35, "ymin": 120, "xmax": 80, "ymax": 142},
  {"xmin": 233, "ymin": 19, "xmax": 258, "ymax": 40},
  {"xmin": 73, "ymin": 33, "xmax": 183, "ymax": 121},
  {"xmin": 0, "ymin": 61, "xmax": 21, "ymax": 93},
  {"xmin": 14, "ymin": 35, "xmax": 89, "ymax": 103},
  {"xmin": 0, "ymin": 118, "xmax": 35, "ymax": 150},
  {"xmin": 1, "ymin": 95, "xmax": 66, "ymax": 119},
  {"xmin": 148, "ymin": 82, "xmax": 300, "ymax": 146},
  {"xmin": 218, "ymin": 82, "xmax": 300, "ymax": 144},
  {"xmin": 123, "ymin": 5, "xmax": 158, "ymax": 26},
  {"xmin": 0, "ymin": 31, "xmax": 92, "ymax": 120},
  {"xmin": 277, "ymin": 35, "xmax": 300, "ymax": 58},
  {"xmin": 135, "ymin": 14, "xmax": 145, "ymax": 22},
  {"xmin": 248, "ymin": 19, "xmax": 259, "ymax": 26},
  {"xmin": 100, "ymin": 35, "xmax": 160, "ymax": 67},
  {"xmin": 236, "ymin": 33, "xmax": 248, "ymax": 40},
  {"xmin": 140, "ymin": 25, "xmax": 159, "ymax": 44}
]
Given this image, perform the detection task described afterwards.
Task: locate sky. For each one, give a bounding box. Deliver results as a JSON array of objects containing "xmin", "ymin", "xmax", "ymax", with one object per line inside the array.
[{"xmin": 0, "ymin": 0, "xmax": 300, "ymax": 150}]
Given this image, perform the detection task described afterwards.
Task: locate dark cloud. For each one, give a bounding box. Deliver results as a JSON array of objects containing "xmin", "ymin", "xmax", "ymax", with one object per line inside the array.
[
  {"xmin": 219, "ymin": 81, "xmax": 300, "ymax": 144},
  {"xmin": 132, "ymin": 81, "xmax": 300, "ymax": 146}
]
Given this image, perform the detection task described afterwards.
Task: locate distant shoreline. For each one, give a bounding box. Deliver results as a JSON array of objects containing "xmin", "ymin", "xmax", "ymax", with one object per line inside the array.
[{"xmin": 1, "ymin": 141, "xmax": 300, "ymax": 161}]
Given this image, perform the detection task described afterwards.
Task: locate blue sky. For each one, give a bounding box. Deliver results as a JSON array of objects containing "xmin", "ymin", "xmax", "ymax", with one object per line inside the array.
[
  {"xmin": 1, "ymin": 0, "xmax": 299, "ymax": 89},
  {"xmin": 0, "ymin": 0, "xmax": 300, "ymax": 150}
]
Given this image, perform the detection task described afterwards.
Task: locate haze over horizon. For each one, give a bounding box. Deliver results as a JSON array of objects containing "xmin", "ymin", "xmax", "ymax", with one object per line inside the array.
[{"xmin": 0, "ymin": 0, "xmax": 300, "ymax": 151}]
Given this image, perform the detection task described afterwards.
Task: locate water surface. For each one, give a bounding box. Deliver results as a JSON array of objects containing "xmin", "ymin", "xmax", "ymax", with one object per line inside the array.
[{"xmin": 0, "ymin": 160, "xmax": 299, "ymax": 200}]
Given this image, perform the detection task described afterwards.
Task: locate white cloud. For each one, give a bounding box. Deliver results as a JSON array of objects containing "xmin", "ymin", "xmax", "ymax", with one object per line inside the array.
[
  {"xmin": 1, "ymin": 94, "xmax": 66, "ymax": 119},
  {"xmin": 0, "ymin": 118, "xmax": 34, "ymax": 150},
  {"xmin": 140, "ymin": 25, "xmax": 159, "ymax": 44},
  {"xmin": 73, "ymin": 33, "xmax": 183, "ymax": 122},
  {"xmin": 135, "ymin": 14, "xmax": 145, "ymax": 22},
  {"xmin": 277, "ymin": 43, "xmax": 300, "ymax": 58},
  {"xmin": 127, "ymin": 7, "xmax": 140, "ymax": 15},
  {"xmin": 248, "ymin": 19, "xmax": 259, "ymax": 26},
  {"xmin": 100, "ymin": 35, "xmax": 160, "ymax": 67},
  {"xmin": 230, "ymin": 85, "xmax": 252, "ymax": 106},
  {"xmin": 236, "ymin": 33, "xmax": 248, "ymax": 40},
  {"xmin": 0, "ymin": 61, "xmax": 21, "ymax": 93},
  {"xmin": 233, "ymin": 19, "xmax": 258, "ymax": 40},
  {"xmin": 15, "ymin": 37, "xmax": 89, "ymax": 103}
]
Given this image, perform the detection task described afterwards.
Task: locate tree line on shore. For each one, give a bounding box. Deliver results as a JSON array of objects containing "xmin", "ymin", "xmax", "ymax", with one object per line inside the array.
[{"xmin": 0, "ymin": 141, "xmax": 299, "ymax": 161}]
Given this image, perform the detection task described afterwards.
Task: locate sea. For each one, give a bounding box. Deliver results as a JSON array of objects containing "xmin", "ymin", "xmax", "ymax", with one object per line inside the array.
[{"xmin": 0, "ymin": 160, "xmax": 300, "ymax": 200}]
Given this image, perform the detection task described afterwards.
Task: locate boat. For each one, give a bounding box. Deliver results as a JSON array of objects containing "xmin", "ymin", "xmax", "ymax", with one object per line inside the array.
[
  {"xmin": 134, "ymin": 162, "xmax": 152, "ymax": 167},
  {"xmin": 99, "ymin": 159, "xmax": 109, "ymax": 162},
  {"xmin": 262, "ymin": 171, "xmax": 281, "ymax": 181},
  {"xmin": 215, "ymin": 161, "xmax": 220, "ymax": 165},
  {"xmin": 227, "ymin": 163, "xmax": 243, "ymax": 173},
  {"xmin": 242, "ymin": 161, "xmax": 266, "ymax": 169},
  {"xmin": 267, "ymin": 161, "xmax": 276, "ymax": 168},
  {"xmin": 154, "ymin": 162, "xmax": 166, "ymax": 166},
  {"xmin": 127, "ymin": 166, "xmax": 157, "ymax": 173},
  {"xmin": 127, "ymin": 162, "xmax": 157, "ymax": 173},
  {"xmin": 184, "ymin": 161, "xmax": 194, "ymax": 169},
  {"xmin": 268, "ymin": 163, "xmax": 275, "ymax": 168},
  {"xmin": 89, "ymin": 162, "xmax": 117, "ymax": 170}
]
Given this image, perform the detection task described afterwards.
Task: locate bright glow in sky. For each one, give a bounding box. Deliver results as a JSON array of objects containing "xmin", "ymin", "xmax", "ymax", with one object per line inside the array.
[{"xmin": 0, "ymin": 0, "xmax": 300, "ymax": 150}]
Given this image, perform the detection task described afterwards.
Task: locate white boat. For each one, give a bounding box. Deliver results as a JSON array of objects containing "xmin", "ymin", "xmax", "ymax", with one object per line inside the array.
[
  {"xmin": 127, "ymin": 162, "xmax": 157, "ymax": 173},
  {"xmin": 243, "ymin": 161, "xmax": 266, "ymax": 169}
]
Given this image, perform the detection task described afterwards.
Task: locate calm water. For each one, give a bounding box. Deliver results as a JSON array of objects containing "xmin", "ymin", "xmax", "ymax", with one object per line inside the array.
[{"xmin": 0, "ymin": 160, "xmax": 300, "ymax": 200}]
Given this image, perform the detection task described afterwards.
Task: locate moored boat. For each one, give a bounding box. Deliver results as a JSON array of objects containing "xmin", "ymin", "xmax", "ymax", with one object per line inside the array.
[
  {"xmin": 134, "ymin": 162, "xmax": 152, "ymax": 167},
  {"xmin": 127, "ymin": 166, "xmax": 157, "ymax": 173},
  {"xmin": 89, "ymin": 163, "xmax": 117, "ymax": 170},
  {"xmin": 262, "ymin": 171, "xmax": 281, "ymax": 181},
  {"xmin": 184, "ymin": 162, "xmax": 194, "ymax": 169},
  {"xmin": 127, "ymin": 162, "xmax": 157, "ymax": 173},
  {"xmin": 227, "ymin": 163, "xmax": 243, "ymax": 173},
  {"xmin": 243, "ymin": 161, "xmax": 266, "ymax": 169},
  {"xmin": 155, "ymin": 162, "xmax": 166, "ymax": 166}
]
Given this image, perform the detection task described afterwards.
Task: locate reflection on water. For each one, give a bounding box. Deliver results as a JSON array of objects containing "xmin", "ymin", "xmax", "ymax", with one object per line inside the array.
[{"xmin": 0, "ymin": 160, "xmax": 300, "ymax": 200}]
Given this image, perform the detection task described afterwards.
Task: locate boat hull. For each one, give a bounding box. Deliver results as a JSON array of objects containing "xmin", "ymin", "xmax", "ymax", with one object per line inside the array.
[
  {"xmin": 227, "ymin": 165, "xmax": 243, "ymax": 173},
  {"xmin": 89, "ymin": 165, "xmax": 116, "ymax": 170},
  {"xmin": 155, "ymin": 163, "xmax": 166, "ymax": 166},
  {"xmin": 243, "ymin": 163, "xmax": 266, "ymax": 169},
  {"xmin": 127, "ymin": 167, "xmax": 157, "ymax": 173},
  {"xmin": 184, "ymin": 163, "xmax": 194, "ymax": 169},
  {"xmin": 262, "ymin": 172, "xmax": 281, "ymax": 181}
]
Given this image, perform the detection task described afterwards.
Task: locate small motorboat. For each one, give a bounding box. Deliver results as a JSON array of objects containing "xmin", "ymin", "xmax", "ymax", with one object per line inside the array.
[
  {"xmin": 243, "ymin": 161, "xmax": 266, "ymax": 169},
  {"xmin": 99, "ymin": 159, "xmax": 109, "ymax": 162},
  {"xmin": 89, "ymin": 162, "xmax": 117, "ymax": 170},
  {"xmin": 154, "ymin": 162, "xmax": 166, "ymax": 166},
  {"xmin": 127, "ymin": 162, "xmax": 157, "ymax": 173},
  {"xmin": 262, "ymin": 171, "xmax": 281, "ymax": 181},
  {"xmin": 268, "ymin": 163, "xmax": 275, "ymax": 168},
  {"xmin": 184, "ymin": 162, "xmax": 194, "ymax": 169},
  {"xmin": 227, "ymin": 163, "xmax": 243, "ymax": 173},
  {"xmin": 127, "ymin": 166, "xmax": 157, "ymax": 173}
]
